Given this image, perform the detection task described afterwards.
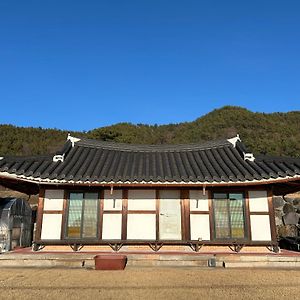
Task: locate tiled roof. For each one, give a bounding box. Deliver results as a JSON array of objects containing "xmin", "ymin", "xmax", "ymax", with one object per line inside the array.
[{"xmin": 0, "ymin": 135, "xmax": 300, "ymax": 184}]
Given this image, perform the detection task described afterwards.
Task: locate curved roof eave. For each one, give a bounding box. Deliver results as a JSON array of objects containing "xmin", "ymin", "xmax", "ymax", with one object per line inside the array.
[{"xmin": 1, "ymin": 171, "xmax": 300, "ymax": 187}]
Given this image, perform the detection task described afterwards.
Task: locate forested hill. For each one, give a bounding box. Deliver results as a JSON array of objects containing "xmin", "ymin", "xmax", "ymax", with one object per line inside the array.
[{"xmin": 1, "ymin": 106, "xmax": 300, "ymax": 157}]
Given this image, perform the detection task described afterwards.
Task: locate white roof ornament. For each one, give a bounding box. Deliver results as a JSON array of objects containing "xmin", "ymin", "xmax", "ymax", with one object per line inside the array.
[
  {"xmin": 227, "ymin": 134, "xmax": 241, "ymax": 147},
  {"xmin": 67, "ymin": 133, "xmax": 81, "ymax": 147},
  {"xmin": 227, "ymin": 134, "xmax": 255, "ymax": 161},
  {"xmin": 53, "ymin": 154, "xmax": 64, "ymax": 163},
  {"xmin": 244, "ymin": 153, "xmax": 255, "ymax": 162},
  {"xmin": 52, "ymin": 134, "xmax": 80, "ymax": 162},
  {"xmin": 0, "ymin": 157, "xmax": 3, "ymax": 160}
]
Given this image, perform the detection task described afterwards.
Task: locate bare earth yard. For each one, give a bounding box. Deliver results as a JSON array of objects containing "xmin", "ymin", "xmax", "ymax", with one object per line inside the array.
[{"xmin": 0, "ymin": 268, "xmax": 300, "ymax": 299}]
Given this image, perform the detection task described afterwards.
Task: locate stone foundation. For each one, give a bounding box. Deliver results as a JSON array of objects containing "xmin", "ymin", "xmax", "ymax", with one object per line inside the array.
[{"xmin": 274, "ymin": 192, "xmax": 300, "ymax": 238}]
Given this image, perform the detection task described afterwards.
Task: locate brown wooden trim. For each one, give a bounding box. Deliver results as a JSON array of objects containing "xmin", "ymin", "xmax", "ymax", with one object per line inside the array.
[
  {"xmin": 180, "ymin": 189, "xmax": 190, "ymax": 240},
  {"xmin": 185, "ymin": 190, "xmax": 191, "ymax": 241},
  {"xmin": 211, "ymin": 186, "xmax": 272, "ymax": 192},
  {"xmin": 34, "ymin": 188, "xmax": 45, "ymax": 242},
  {"xmin": 156, "ymin": 189, "xmax": 160, "ymax": 240},
  {"xmin": 36, "ymin": 239, "xmax": 277, "ymax": 247},
  {"xmin": 127, "ymin": 210, "xmax": 156, "ymax": 214},
  {"xmin": 98, "ymin": 190, "xmax": 104, "ymax": 240},
  {"xmin": 245, "ymin": 190, "xmax": 252, "ymax": 241},
  {"xmin": 60, "ymin": 190, "xmax": 68, "ymax": 240},
  {"xmin": 249, "ymin": 211, "xmax": 270, "ymax": 215},
  {"xmin": 121, "ymin": 189, "xmax": 128, "ymax": 240},
  {"xmin": 180, "ymin": 190, "xmax": 186, "ymax": 240},
  {"xmin": 102, "ymin": 210, "xmax": 123, "ymax": 214},
  {"xmin": 43, "ymin": 210, "xmax": 63, "ymax": 214},
  {"xmin": 207, "ymin": 189, "xmax": 214, "ymax": 240},
  {"xmin": 189, "ymin": 211, "xmax": 210, "ymax": 214},
  {"xmin": 268, "ymin": 189, "xmax": 277, "ymax": 243}
]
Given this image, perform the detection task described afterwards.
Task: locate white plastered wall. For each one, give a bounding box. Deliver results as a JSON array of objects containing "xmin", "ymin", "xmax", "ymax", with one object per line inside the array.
[
  {"xmin": 104, "ymin": 190, "xmax": 123, "ymax": 210},
  {"xmin": 189, "ymin": 190, "xmax": 210, "ymax": 241},
  {"xmin": 128, "ymin": 190, "xmax": 156, "ymax": 210},
  {"xmin": 249, "ymin": 190, "xmax": 271, "ymax": 241},
  {"xmin": 102, "ymin": 214, "xmax": 122, "ymax": 239},
  {"xmin": 43, "ymin": 189, "xmax": 64, "ymax": 211},
  {"xmin": 127, "ymin": 190, "xmax": 156, "ymax": 239},
  {"xmin": 41, "ymin": 214, "xmax": 62, "ymax": 240},
  {"xmin": 190, "ymin": 214, "xmax": 210, "ymax": 240},
  {"xmin": 41, "ymin": 190, "xmax": 64, "ymax": 240},
  {"xmin": 250, "ymin": 215, "xmax": 272, "ymax": 241},
  {"xmin": 127, "ymin": 214, "xmax": 156, "ymax": 239},
  {"xmin": 189, "ymin": 190, "xmax": 209, "ymax": 211},
  {"xmin": 248, "ymin": 190, "xmax": 269, "ymax": 212}
]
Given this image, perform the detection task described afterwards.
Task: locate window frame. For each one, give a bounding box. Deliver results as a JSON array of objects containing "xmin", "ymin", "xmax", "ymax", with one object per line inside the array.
[
  {"xmin": 212, "ymin": 192, "xmax": 248, "ymax": 240},
  {"xmin": 65, "ymin": 191, "xmax": 100, "ymax": 240}
]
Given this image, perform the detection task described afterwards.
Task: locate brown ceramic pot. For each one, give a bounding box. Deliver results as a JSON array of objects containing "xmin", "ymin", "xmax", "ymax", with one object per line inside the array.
[{"xmin": 94, "ymin": 255, "xmax": 127, "ymax": 270}]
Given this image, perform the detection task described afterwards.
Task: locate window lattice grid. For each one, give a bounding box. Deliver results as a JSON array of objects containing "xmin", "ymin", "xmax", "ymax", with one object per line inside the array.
[
  {"xmin": 82, "ymin": 194, "xmax": 98, "ymax": 238},
  {"xmin": 213, "ymin": 193, "xmax": 246, "ymax": 239},
  {"xmin": 67, "ymin": 193, "xmax": 84, "ymax": 238},
  {"xmin": 66, "ymin": 193, "xmax": 99, "ymax": 239},
  {"xmin": 213, "ymin": 198, "xmax": 230, "ymax": 239},
  {"xmin": 229, "ymin": 199, "xmax": 245, "ymax": 238}
]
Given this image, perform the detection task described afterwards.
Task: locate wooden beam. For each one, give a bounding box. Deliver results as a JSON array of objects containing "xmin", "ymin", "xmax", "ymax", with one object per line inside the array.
[{"xmin": 43, "ymin": 210, "xmax": 63, "ymax": 214}]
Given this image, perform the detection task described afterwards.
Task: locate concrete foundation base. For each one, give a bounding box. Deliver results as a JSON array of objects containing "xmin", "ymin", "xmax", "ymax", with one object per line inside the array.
[{"xmin": 1, "ymin": 249, "xmax": 300, "ymax": 269}]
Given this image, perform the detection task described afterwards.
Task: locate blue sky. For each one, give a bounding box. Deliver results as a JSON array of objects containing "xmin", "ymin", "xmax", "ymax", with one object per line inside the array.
[{"xmin": 0, "ymin": 0, "xmax": 300, "ymax": 131}]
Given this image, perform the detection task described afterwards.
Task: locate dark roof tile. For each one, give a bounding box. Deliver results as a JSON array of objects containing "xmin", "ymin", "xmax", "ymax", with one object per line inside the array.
[{"xmin": 1, "ymin": 136, "xmax": 300, "ymax": 184}]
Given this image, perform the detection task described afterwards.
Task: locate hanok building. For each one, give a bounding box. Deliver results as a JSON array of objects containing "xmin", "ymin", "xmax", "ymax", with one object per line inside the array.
[{"xmin": 0, "ymin": 134, "xmax": 300, "ymax": 253}]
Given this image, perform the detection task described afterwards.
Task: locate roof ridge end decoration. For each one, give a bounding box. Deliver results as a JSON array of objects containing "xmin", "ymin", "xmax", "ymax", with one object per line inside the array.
[
  {"xmin": 67, "ymin": 133, "xmax": 81, "ymax": 147},
  {"xmin": 227, "ymin": 134, "xmax": 255, "ymax": 162},
  {"xmin": 52, "ymin": 153, "xmax": 65, "ymax": 163},
  {"xmin": 244, "ymin": 152, "xmax": 255, "ymax": 162},
  {"xmin": 227, "ymin": 134, "xmax": 241, "ymax": 147},
  {"xmin": 52, "ymin": 134, "xmax": 81, "ymax": 162}
]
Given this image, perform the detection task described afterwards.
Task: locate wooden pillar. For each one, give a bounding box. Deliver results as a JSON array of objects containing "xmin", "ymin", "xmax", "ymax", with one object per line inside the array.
[
  {"xmin": 208, "ymin": 189, "xmax": 214, "ymax": 240},
  {"xmin": 60, "ymin": 190, "xmax": 68, "ymax": 240},
  {"xmin": 98, "ymin": 190, "xmax": 104, "ymax": 240},
  {"xmin": 268, "ymin": 189, "xmax": 277, "ymax": 243},
  {"xmin": 34, "ymin": 188, "xmax": 45, "ymax": 242},
  {"xmin": 156, "ymin": 189, "xmax": 160, "ymax": 241},
  {"xmin": 245, "ymin": 190, "xmax": 252, "ymax": 240},
  {"xmin": 121, "ymin": 189, "xmax": 128, "ymax": 240},
  {"xmin": 181, "ymin": 189, "xmax": 190, "ymax": 240}
]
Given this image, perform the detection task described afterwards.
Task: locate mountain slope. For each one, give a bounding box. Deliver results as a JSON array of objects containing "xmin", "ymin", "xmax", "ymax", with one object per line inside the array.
[{"xmin": 1, "ymin": 106, "xmax": 300, "ymax": 157}]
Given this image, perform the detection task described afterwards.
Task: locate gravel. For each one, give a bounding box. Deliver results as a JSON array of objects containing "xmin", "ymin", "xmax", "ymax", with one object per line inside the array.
[{"xmin": 0, "ymin": 267, "xmax": 300, "ymax": 299}]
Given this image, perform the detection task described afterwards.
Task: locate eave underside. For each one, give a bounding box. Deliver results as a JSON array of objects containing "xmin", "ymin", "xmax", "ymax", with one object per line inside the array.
[{"xmin": 1, "ymin": 175, "xmax": 300, "ymax": 195}]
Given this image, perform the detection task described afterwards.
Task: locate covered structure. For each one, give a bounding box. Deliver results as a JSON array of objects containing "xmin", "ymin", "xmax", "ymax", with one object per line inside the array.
[
  {"xmin": 0, "ymin": 198, "xmax": 33, "ymax": 252},
  {"xmin": 0, "ymin": 134, "xmax": 300, "ymax": 252}
]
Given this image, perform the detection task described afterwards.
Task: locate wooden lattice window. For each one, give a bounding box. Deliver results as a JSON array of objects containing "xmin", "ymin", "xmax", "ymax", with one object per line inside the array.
[
  {"xmin": 213, "ymin": 193, "xmax": 246, "ymax": 239},
  {"xmin": 66, "ymin": 192, "xmax": 99, "ymax": 239}
]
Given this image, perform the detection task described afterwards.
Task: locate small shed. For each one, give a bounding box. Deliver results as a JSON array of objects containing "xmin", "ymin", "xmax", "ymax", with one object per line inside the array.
[{"xmin": 0, "ymin": 198, "xmax": 33, "ymax": 252}]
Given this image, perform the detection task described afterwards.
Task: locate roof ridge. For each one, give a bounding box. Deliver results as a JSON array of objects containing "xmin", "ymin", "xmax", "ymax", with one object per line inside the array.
[
  {"xmin": 75, "ymin": 137, "xmax": 232, "ymax": 152},
  {"xmin": 256, "ymin": 154, "xmax": 300, "ymax": 163},
  {"xmin": 1, "ymin": 154, "xmax": 52, "ymax": 161}
]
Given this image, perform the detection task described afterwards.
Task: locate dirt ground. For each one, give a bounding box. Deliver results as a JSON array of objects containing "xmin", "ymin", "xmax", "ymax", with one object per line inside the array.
[{"xmin": 0, "ymin": 268, "xmax": 300, "ymax": 299}]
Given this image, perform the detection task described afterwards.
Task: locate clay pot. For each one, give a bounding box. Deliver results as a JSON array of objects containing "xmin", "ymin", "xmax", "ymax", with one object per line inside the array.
[{"xmin": 94, "ymin": 255, "xmax": 127, "ymax": 270}]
